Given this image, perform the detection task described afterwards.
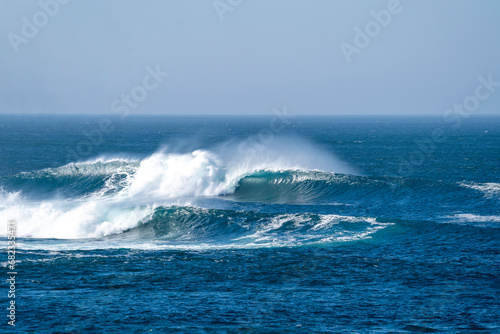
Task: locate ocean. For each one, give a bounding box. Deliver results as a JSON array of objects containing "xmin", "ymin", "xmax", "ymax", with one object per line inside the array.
[{"xmin": 0, "ymin": 114, "xmax": 499, "ymax": 333}]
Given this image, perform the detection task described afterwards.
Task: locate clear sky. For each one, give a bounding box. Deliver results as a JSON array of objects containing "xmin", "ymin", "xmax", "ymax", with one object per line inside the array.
[{"xmin": 1, "ymin": 0, "xmax": 499, "ymax": 115}]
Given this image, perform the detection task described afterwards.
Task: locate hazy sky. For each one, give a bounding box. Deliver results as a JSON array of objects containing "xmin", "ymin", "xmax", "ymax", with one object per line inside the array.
[{"xmin": 1, "ymin": 0, "xmax": 499, "ymax": 115}]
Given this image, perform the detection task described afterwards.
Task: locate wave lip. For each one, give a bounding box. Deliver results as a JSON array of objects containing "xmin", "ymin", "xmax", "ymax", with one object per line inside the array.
[
  {"xmin": 124, "ymin": 137, "xmax": 355, "ymax": 199},
  {"xmin": 1, "ymin": 159, "xmax": 138, "ymax": 200}
]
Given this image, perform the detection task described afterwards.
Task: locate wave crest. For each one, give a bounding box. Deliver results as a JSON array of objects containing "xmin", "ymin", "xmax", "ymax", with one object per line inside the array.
[{"xmin": 0, "ymin": 137, "xmax": 359, "ymax": 242}]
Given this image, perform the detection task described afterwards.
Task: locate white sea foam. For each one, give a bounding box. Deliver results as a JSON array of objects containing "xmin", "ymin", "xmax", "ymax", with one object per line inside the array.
[
  {"xmin": 0, "ymin": 198, "xmax": 155, "ymax": 239},
  {"xmin": 32, "ymin": 158, "xmax": 138, "ymax": 178},
  {"xmin": 311, "ymin": 214, "xmax": 377, "ymax": 230},
  {"xmin": 445, "ymin": 214, "xmax": 500, "ymax": 226},
  {"xmin": 0, "ymin": 187, "xmax": 23, "ymax": 208},
  {"xmin": 460, "ymin": 182, "xmax": 500, "ymax": 198},
  {"xmin": 233, "ymin": 213, "xmax": 390, "ymax": 247}
]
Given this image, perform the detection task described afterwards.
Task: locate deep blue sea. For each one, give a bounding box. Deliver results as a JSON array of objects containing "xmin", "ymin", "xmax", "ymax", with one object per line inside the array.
[{"xmin": 0, "ymin": 115, "xmax": 499, "ymax": 333}]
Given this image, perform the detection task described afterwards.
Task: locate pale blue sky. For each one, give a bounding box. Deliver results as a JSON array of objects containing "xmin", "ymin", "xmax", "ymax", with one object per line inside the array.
[{"xmin": 1, "ymin": 0, "xmax": 499, "ymax": 115}]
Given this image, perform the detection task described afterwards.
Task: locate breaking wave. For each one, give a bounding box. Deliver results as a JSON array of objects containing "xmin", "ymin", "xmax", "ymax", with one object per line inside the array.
[{"xmin": 1, "ymin": 137, "xmax": 376, "ymax": 245}]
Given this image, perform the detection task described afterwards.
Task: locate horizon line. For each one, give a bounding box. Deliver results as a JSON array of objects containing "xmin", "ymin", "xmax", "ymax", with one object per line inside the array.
[{"xmin": 1, "ymin": 113, "xmax": 499, "ymax": 117}]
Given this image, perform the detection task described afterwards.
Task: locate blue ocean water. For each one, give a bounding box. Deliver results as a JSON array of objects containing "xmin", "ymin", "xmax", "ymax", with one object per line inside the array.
[{"xmin": 0, "ymin": 115, "xmax": 499, "ymax": 333}]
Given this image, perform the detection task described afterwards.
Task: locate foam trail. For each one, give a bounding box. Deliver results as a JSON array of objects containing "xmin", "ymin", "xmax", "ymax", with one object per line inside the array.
[
  {"xmin": 460, "ymin": 182, "xmax": 500, "ymax": 198},
  {"xmin": 445, "ymin": 214, "xmax": 500, "ymax": 227}
]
